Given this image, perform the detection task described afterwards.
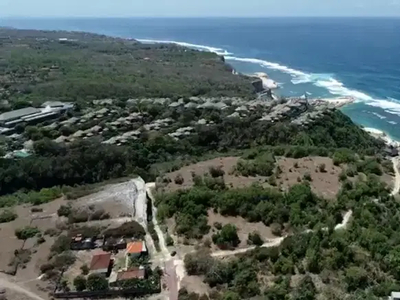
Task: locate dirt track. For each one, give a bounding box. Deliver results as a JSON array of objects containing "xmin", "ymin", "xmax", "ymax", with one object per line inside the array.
[
  {"xmin": 391, "ymin": 157, "xmax": 400, "ymax": 196},
  {"xmin": 0, "ymin": 275, "xmax": 46, "ymax": 300}
]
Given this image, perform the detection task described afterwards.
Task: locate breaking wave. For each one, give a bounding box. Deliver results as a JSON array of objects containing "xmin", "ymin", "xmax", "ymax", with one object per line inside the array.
[{"xmin": 139, "ymin": 38, "xmax": 400, "ymax": 117}]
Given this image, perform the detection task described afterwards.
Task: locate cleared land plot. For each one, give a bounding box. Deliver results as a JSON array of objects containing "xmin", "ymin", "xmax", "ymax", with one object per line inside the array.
[
  {"xmin": 206, "ymin": 210, "xmax": 276, "ymax": 250},
  {"xmin": 72, "ymin": 181, "xmax": 136, "ymax": 219},
  {"xmin": 164, "ymin": 157, "xmax": 268, "ymax": 192},
  {"xmin": 276, "ymin": 156, "xmax": 342, "ymax": 199}
]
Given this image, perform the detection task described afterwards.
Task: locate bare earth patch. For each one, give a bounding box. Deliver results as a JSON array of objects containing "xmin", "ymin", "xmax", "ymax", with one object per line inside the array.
[
  {"xmin": 276, "ymin": 156, "xmax": 342, "ymax": 199},
  {"xmin": 164, "ymin": 157, "xmax": 268, "ymax": 192},
  {"xmin": 206, "ymin": 210, "xmax": 277, "ymax": 249}
]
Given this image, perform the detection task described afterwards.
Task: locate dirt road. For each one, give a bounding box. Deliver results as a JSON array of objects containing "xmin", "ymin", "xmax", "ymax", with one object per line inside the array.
[
  {"xmin": 0, "ymin": 276, "xmax": 47, "ymax": 300},
  {"xmin": 391, "ymin": 157, "xmax": 400, "ymax": 196}
]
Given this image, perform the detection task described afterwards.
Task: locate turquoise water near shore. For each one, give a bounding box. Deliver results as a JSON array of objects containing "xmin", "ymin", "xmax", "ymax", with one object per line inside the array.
[{"xmin": 1, "ymin": 17, "xmax": 400, "ymax": 140}]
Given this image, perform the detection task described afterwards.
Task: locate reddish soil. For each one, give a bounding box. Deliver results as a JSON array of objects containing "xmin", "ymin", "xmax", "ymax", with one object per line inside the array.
[{"xmin": 276, "ymin": 156, "xmax": 342, "ymax": 199}]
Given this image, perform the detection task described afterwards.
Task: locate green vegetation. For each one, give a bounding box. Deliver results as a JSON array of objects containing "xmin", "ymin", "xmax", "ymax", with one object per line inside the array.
[
  {"xmin": 103, "ymin": 221, "xmax": 145, "ymax": 239},
  {"xmin": 212, "ymin": 224, "xmax": 240, "ymax": 249},
  {"xmin": 87, "ymin": 273, "xmax": 109, "ymax": 291},
  {"xmin": 247, "ymin": 231, "xmax": 264, "ymax": 246},
  {"xmin": 73, "ymin": 275, "xmax": 87, "ymax": 291},
  {"xmin": 156, "ymin": 177, "xmax": 342, "ymax": 240},
  {"xmin": 15, "ymin": 226, "xmax": 40, "ymax": 240},
  {"xmin": 0, "ymin": 209, "xmax": 17, "ymax": 223},
  {"xmin": 181, "ymin": 174, "xmax": 395, "ymax": 299},
  {"xmin": 0, "ymin": 28, "xmax": 254, "ymax": 108}
]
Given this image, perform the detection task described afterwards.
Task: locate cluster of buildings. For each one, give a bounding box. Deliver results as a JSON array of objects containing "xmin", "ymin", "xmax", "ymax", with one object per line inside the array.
[
  {"xmin": 70, "ymin": 234, "xmax": 149, "ymax": 288},
  {"xmin": 0, "ymin": 101, "xmax": 74, "ymax": 135}
]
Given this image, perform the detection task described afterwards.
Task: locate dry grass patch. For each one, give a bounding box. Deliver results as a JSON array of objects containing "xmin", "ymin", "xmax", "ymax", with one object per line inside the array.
[{"xmin": 276, "ymin": 156, "xmax": 342, "ymax": 199}]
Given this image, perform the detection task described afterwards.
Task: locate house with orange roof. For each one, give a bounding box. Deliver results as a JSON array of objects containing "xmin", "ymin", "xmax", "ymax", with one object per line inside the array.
[
  {"xmin": 90, "ymin": 252, "xmax": 112, "ymax": 275},
  {"xmin": 126, "ymin": 241, "xmax": 147, "ymax": 258}
]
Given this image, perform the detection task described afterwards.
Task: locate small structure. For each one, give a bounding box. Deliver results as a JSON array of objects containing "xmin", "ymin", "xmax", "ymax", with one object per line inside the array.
[
  {"xmin": 126, "ymin": 241, "xmax": 147, "ymax": 258},
  {"xmin": 90, "ymin": 252, "xmax": 112, "ymax": 275},
  {"xmin": 109, "ymin": 267, "xmax": 146, "ymax": 286},
  {"xmin": 103, "ymin": 237, "xmax": 127, "ymax": 251},
  {"xmin": 70, "ymin": 234, "xmax": 95, "ymax": 250},
  {"xmin": 390, "ymin": 292, "xmax": 400, "ymax": 300}
]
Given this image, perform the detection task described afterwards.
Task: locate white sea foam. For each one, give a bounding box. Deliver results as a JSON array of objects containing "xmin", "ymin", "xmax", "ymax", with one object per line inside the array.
[
  {"xmin": 137, "ymin": 39, "xmax": 232, "ymax": 56},
  {"xmin": 388, "ymin": 121, "xmax": 398, "ymax": 125},
  {"xmin": 139, "ymin": 38, "xmax": 400, "ymax": 123},
  {"xmin": 370, "ymin": 112, "xmax": 387, "ymax": 120}
]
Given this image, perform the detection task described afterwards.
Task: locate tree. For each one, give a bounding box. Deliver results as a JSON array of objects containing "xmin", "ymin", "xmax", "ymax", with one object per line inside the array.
[
  {"xmin": 73, "ymin": 275, "xmax": 87, "ymax": 291},
  {"xmin": 293, "ymin": 275, "xmax": 316, "ymax": 300},
  {"xmin": 222, "ymin": 291, "xmax": 240, "ymax": 300},
  {"xmin": 344, "ymin": 266, "xmax": 369, "ymax": 291},
  {"xmin": 15, "ymin": 226, "xmax": 40, "ymax": 240},
  {"xmin": 212, "ymin": 224, "xmax": 240, "ymax": 249},
  {"xmin": 87, "ymin": 273, "xmax": 109, "ymax": 291}
]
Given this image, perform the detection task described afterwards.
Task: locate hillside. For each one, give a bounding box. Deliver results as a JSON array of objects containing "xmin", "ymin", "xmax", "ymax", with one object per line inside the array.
[{"xmin": 0, "ymin": 28, "xmax": 255, "ymax": 110}]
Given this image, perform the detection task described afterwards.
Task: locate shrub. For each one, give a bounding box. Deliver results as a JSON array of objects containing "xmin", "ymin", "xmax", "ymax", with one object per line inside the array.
[
  {"xmin": 271, "ymin": 223, "xmax": 283, "ymax": 236},
  {"xmin": 74, "ymin": 275, "xmax": 87, "ymax": 291},
  {"xmin": 40, "ymin": 263, "xmax": 54, "ymax": 274},
  {"xmin": 303, "ymin": 173, "xmax": 312, "ymax": 182},
  {"xmin": 174, "ymin": 174, "xmax": 184, "ymax": 185},
  {"xmin": 51, "ymin": 235, "xmax": 71, "ymax": 254},
  {"xmin": 15, "ymin": 226, "xmax": 40, "ymax": 240},
  {"xmin": 0, "ymin": 210, "xmax": 17, "ymax": 223},
  {"xmin": 44, "ymin": 228, "xmax": 61, "ymax": 237},
  {"xmin": 339, "ymin": 171, "xmax": 347, "ymax": 181},
  {"xmin": 80, "ymin": 264, "xmax": 89, "ymax": 275},
  {"xmin": 57, "ymin": 205, "xmax": 72, "ymax": 217},
  {"xmin": 213, "ymin": 222, "xmax": 222, "ymax": 230},
  {"xmin": 209, "ymin": 166, "xmax": 225, "ymax": 178},
  {"xmin": 247, "ymin": 232, "xmax": 264, "ymax": 246},
  {"xmin": 103, "ymin": 221, "xmax": 145, "ymax": 239},
  {"xmin": 166, "ymin": 234, "xmax": 174, "ymax": 246},
  {"xmin": 212, "ymin": 224, "xmax": 240, "ymax": 249},
  {"xmin": 318, "ymin": 163, "xmax": 326, "ymax": 173},
  {"xmin": 87, "ymin": 273, "xmax": 109, "ymax": 291},
  {"xmin": 30, "ymin": 207, "xmax": 43, "ymax": 213},
  {"xmin": 37, "ymin": 236, "xmax": 46, "ymax": 244}
]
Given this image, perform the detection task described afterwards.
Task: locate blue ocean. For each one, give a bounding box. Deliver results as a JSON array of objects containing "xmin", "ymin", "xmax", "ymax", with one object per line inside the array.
[{"xmin": 1, "ymin": 17, "xmax": 400, "ymax": 140}]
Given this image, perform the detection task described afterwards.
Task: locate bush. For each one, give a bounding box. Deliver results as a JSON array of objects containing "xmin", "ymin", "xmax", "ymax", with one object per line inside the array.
[
  {"xmin": 37, "ymin": 236, "xmax": 46, "ymax": 244},
  {"xmin": 87, "ymin": 273, "xmax": 109, "ymax": 291},
  {"xmin": 318, "ymin": 163, "xmax": 326, "ymax": 173},
  {"xmin": 0, "ymin": 210, "xmax": 17, "ymax": 223},
  {"xmin": 15, "ymin": 226, "xmax": 40, "ymax": 240},
  {"xmin": 51, "ymin": 235, "xmax": 71, "ymax": 254},
  {"xmin": 247, "ymin": 232, "xmax": 264, "ymax": 246},
  {"xmin": 339, "ymin": 171, "xmax": 347, "ymax": 181},
  {"xmin": 103, "ymin": 221, "xmax": 145, "ymax": 239},
  {"xmin": 174, "ymin": 174, "xmax": 184, "ymax": 185},
  {"xmin": 303, "ymin": 173, "xmax": 312, "ymax": 182},
  {"xmin": 214, "ymin": 222, "xmax": 222, "ymax": 230},
  {"xmin": 57, "ymin": 205, "xmax": 72, "ymax": 217},
  {"xmin": 74, "ymin": 275, "xmax": 87, "ymax": 291},
  {"xmin": 212, "ymin": 224, "xmax": 240, "ymax": 249},
  {"xmin": 80, "ymin": 264, "xmax": 89, "ymax": 275},
  {"xmin": 209, "ymin": 166, "xmax": 225, "ymax": 178},
  {"xmin": 166, "ymin": 234, "xmax": 174, "ymax": 246},
  {"xmin": 30, "ymin": 207, "xmax": 43, "ymax": 213},
  {"xmin": 271, "ymin": 223, "xmax": 283, "ymax": 236}
]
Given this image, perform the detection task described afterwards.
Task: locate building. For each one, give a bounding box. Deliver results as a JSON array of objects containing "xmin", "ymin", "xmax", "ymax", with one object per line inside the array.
[
  {"xmin": 390, "ymin": 292, "xmax": 400, "ymax": 300},
  {"xmin": 0, "ymin": 102, "xmax": 73, "ymax": 130},
  {"xmin": 126, "ymin": 241, "xmax": 147, "ymax": 258},
  {"xmin": 70, "ymin": 234, "xmax": 95, "ymax": 250},
  {"xmin": 109, "ymin": 267, "xmax": 146, "ymax": 287},
  {"xmin": 89, "ymin": 252, "xmax": 112, "ymax": 275}
]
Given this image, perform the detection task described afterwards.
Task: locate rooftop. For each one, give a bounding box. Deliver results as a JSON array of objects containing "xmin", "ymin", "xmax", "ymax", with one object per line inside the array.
[
  {"xmin": 117, "ymin": 268, "xmax": 145, "ymax": 281},
  {"xmin": 126, "ymin": 241, "xmax": 146, "ymax": 254},
  {"xmin": 90, "ymin": 252, "xmax": 111, "ymax": 271},
  {"xmin": 0, "ymin": 107, "xmax": 40, "ymax": 122}
]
